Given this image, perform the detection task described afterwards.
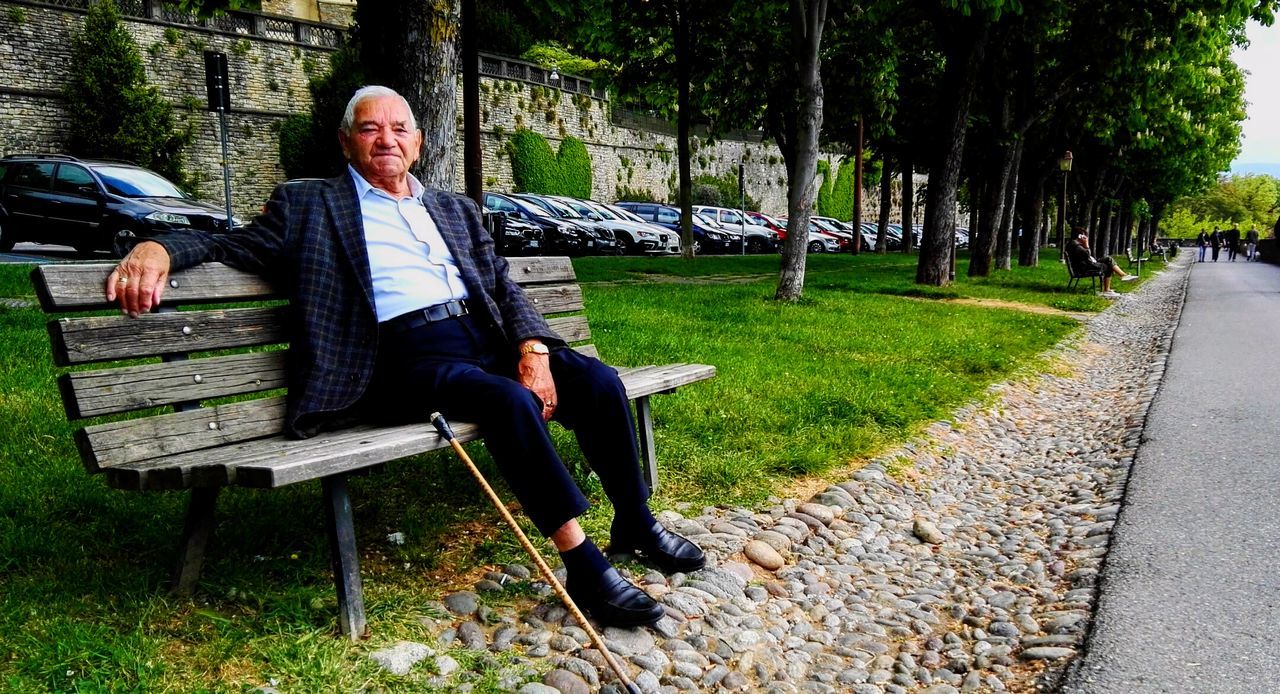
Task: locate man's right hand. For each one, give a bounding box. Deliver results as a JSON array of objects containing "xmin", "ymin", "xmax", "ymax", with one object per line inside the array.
[{"xmin": 105, "ymin": 241, "xmax": 172, "ymax": 317}]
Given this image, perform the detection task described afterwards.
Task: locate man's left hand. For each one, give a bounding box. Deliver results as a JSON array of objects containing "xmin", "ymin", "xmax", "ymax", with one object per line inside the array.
[{"xmin": 516, "ymin": 341, "xmax": 556, "ymax": 421}]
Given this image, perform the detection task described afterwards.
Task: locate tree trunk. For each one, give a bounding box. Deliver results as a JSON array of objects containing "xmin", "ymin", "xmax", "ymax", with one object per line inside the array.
[
  {"xmin": 460, "ymin": 0, "xmax": 481, "ymax": 206},
  {"xmin": 902, "ymin": 160, "xmax": 914, "ymax": 253},
  {"xmin": 1095, "ymin": 200, "xmax": 1111, "ymax": 259},
  {"xmin": 853, "ymin": 116, "xmax": 864, "ymax": 254},
  {"xmin": 996, "ymin": 140, "xmax": 1022, "ymax": 271},
  {"xmin": 774, "ymin": 0, "xmax": 828, "ymax": 301},
  {"xmin": 1018, "ymin": 173, "xmax": 1046, "ymax": 266},
  {"xmin": 357, "ymin": 0, "xmax": 460, "ymax": 190},
  {"xmin": 969, "ymin": 141, "xmax": 1016, "ymax": 277},
  {"xmin": 876, "ymin": 157, "xmax": 891, "ymax": 253},
  {"xmin": 676, "ymin": 7, "xmax": 694, "ymax": 260},
  {"xmin": 917, "ymin": 22, "xmax": 989, "ymax": 286}
]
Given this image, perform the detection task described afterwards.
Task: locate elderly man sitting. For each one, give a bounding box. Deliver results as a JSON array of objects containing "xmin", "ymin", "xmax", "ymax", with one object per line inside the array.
[
  {"xmin": 1065, "ymin": 227, "xmax": 1137, "ymax": 298},
  {"xmin": 105, "ymin": 86, "xmax": 703, "ymax": 628}
]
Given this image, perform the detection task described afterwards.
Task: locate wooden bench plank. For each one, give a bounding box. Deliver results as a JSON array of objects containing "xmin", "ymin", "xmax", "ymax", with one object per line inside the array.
[
  {"xmin": 546, "ymin": 315, "xmax": 591, "ymax": 343},
  {"xmin": 50, "ymin": 307, "xmax": 288, "ymax": 366},
  {"xmin": 32, "ymin": 263, "xmax": 279, "ymax": 312},
  {"xmin": 79, "ymin": 396, "xmax": 287, "ymax": 471},
  {"xmin": 523, "ymin": 283, "xmax": 584, "ymax": 314},
  {"xmin": 32, "ymin": 257, "xmax": 578, "ymax": 312},
  {"xmin": 61, "ymin": 350, "xmax": 287, "ymax": 419},
  {"xmin": 87, "ymin": 363, "xmax": 714, "ymax": 489}
]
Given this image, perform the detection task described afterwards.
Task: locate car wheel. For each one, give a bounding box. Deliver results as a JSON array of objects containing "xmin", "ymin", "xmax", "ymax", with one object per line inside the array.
[
  {"xmin": 0, "ymin": 220, "xmax": 14, "ymax": 252},
  {"xmin": 691, "ymin": 239, "xmax": 702, "ymax": 255},
  {"xmin": 747, "ymin": 238, "xmax": 766, "ymax": 254},
  {"xmin": 808, "ymin": 240, "xmax": 824, "ymax": 254}
]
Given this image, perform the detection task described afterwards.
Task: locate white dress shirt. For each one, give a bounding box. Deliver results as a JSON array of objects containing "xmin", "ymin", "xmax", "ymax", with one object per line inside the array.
[{"xmin": 349, "ymin": 166, "xmax": 469, "ymax": 321}]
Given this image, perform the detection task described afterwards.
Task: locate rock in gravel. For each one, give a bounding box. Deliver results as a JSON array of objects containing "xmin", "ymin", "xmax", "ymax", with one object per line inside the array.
[
  {"xmin": 543, "ymin": 669, "xmax": 590, "ymax": 694},
  {"xmin": 368, "ymin": 640, "xmax": 433, "ymax": 676},
  {"xmin": 517, "ymin": 684, "xmax": 561, "ymax": 694},
  {"xmin": 797, "ymin": 503, "xmax": 837, "ymax": 525},
  {"xmin": 913, "ymin": 519, "xmax": 945, "ymax": 544},
  {"xmin": 744, "ymin": 540, "xmax": 786, "ymax": 570},
  {"xmin": 443, "ymin": 591, "xmax": 480, "ymax": 616},
  {"xmin": 1020, "ymin": 647, "xmax": 1076, "ymax": 660}
]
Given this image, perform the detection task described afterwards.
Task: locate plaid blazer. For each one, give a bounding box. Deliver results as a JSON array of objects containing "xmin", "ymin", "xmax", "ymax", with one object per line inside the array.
[{"xmin": 153, "ymin": 175, "xmax": 560, "ymax": 438}]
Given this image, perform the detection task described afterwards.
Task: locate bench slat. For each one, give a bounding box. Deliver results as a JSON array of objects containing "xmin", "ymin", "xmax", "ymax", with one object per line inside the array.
[
  {"xmin": 523, "ymin": 283, "xmax": 584, "ymax": 314},
  {"xmin": 546, "ymin": 315, "xmax": 591, "ymax": 343},
  {"xmin": 50, "ymin": 306, "xmax": 288, "ymax": 366},
  {"xmin": 79, "ymin": 396, "xmax": 288, "ymax": 471},
  {"xmin": 60, "ymin": 350, "xmax": 288, "ymax": 419},
  {"xmin": 33, "ymin": 256, "xmax": 577, "ymax": 312},
  {"xmin": 83, "ymin": 363, "xmax": 715, "ymax": 489}
]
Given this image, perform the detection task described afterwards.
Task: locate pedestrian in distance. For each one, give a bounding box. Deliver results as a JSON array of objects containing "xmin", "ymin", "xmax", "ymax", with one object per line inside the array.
[
  {"xmin": 1211, "ymin": 228, "xmax": 1222, "ymax": 262},
  {"xmin": 1066, "ymin": 227, "xmax": 1138, "ymax": 298},
  {"xmin": 1197, "ymin": 229, "xmax": 1208, "ymax": 262},
  {"xmin": 1246, "ymin": 227, "xmax": 1259, "ymax": 261},
  {"xmin": 104, "ymin": 85, "xmax": 704, "ymax": 629},
  {"xmin": 1227, "ymin": 225, "xmax": 1241, "ymax": 262}
]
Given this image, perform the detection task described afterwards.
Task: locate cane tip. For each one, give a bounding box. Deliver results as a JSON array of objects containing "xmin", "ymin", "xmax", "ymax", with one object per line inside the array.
[{"xmin": 429, "ymin": 411, "xmax": 442, "ymax": 423}]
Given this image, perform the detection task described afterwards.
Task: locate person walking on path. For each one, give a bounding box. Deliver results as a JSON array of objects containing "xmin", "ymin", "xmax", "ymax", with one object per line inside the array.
[
  {"xmin": 1210, "ymin": 228, "xmax": 1222, "ymax": 262},
  {"xmin": 1227, "ymin": 225, "xmax": 1241, "ymax": 262},
  {"xmin": 1197, "ymin": 229, "xmax": 1209, "ymax": 262},
  {"xmin": 1246, "ymin": 227, "xmax": 1259, "ymax": 261}
]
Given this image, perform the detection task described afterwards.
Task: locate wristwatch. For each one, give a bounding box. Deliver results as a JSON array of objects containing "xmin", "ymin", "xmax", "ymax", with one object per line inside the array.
[{"xmin": 519, "ymin": 341, "xmax": 550, "ymax": 356}]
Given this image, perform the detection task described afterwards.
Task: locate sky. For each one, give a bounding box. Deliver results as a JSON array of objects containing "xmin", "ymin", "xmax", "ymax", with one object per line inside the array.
[{"xmin": 1231, "ymin": 20, "xmax": 1280, "ymax": 169}]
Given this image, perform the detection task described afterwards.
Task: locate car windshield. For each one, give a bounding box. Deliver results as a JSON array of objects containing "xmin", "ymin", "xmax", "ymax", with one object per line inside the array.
[
  {"xmin": 752, "ymin": 212, "xmax": 782, "ymax": 227},
  {"xmin": 540, "ymin": 197, "xmax": 583, "ymax": 219},
  {"xmin": 694, "ymin": 213, "xmax": 720, "ymax": 228},
  {"xmin": 587, "ymin": 203, "xmax": 617, "ymax": 220},
  {"xmin": 608, "ymin": 205, "xmax": 646, "ymax": 223},
  {"xmin": 811, "ymin": 218, "xmax": 841, "ymax": 233},
  {"xmin": 94, "ymin": 165, "xmax": 186, "ymax": 198},
  {"xmin": 513, "ymin": 199, "xmax": 553, "ymax": 218}
]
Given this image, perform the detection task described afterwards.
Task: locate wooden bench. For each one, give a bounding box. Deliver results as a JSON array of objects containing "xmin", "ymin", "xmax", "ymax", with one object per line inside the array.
[
  {"xmin": 31, "ymin": 256, "xmax": 715, "ymax": 640},
  {"xmin": 1066, "ymin": 260, "xmax": 1103, "ymax": 291}
]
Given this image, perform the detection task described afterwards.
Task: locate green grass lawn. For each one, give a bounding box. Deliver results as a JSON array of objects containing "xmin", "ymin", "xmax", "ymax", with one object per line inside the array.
[{"xmin": 0, "ymin": 251, "xmax": 1154, "ymax": 692}]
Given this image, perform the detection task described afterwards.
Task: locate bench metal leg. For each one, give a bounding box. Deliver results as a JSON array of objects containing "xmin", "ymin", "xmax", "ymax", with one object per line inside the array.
[
  {"xmin": 323, "ymin": 474, "xmax": 368, "ymax": 641},
  {"xmin": 170, "ymin": 486, "xmax": 220, "ymax": 597},
  {"xmin": 635, "ymin": 395, "xmax": 659, "ymax": 493}
]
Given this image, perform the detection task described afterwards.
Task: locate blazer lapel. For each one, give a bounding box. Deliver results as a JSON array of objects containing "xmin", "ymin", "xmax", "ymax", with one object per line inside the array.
[
  {"xmin": 422, "ymin": 190, "xmax": 484, "ymax": 294},
  {"xmin": 324, "ymin": 175, "xmax": 376, "ymax": 312}
]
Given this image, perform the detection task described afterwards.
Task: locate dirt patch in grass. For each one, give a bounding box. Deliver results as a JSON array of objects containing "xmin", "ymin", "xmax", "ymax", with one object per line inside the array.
[{"xmin": 922, "ymin": 296, "xmax": 1090, "ymax": 318}]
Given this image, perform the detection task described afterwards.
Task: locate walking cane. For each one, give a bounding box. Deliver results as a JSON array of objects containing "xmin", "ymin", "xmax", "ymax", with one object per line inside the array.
[{"xmin": 430, "ymin": 413, "xmax": 641, "ymax": 694}]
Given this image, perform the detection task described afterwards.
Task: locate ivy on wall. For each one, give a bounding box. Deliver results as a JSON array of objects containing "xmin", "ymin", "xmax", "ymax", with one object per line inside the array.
[
  {"xmin": 816, "ymin": 158, "xmax": 855, "ymax": 220},
  {"xmin": 505, "ymin": 128, "xmax": 592, "ymax": 198},
  {"xmin": 64, "ymin": 0, "xmax": 191, "ymax": 187}
]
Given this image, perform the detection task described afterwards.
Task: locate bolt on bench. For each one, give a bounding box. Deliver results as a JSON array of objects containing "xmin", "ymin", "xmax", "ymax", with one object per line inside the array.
[{"xmin": 31, "ymin": 256, "xmax": 715, "ymax": 639}]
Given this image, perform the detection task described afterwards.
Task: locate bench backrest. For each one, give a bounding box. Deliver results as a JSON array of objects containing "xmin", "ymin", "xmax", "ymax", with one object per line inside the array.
[{"xmin": 32, "ymin": 257, "xmax": 593, "ymax": 481}]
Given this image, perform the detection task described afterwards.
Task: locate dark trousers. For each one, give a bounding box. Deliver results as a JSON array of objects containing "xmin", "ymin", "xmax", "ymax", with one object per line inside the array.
[{"xmin": 368, "ymin": 314, "xmax": 650, "ymax": 537}]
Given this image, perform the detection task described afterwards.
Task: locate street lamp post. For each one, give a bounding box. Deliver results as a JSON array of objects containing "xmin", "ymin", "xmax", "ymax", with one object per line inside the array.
[{"xmin": 1057, "ymin": 150, "xmax": 1073, "ymax": 262}]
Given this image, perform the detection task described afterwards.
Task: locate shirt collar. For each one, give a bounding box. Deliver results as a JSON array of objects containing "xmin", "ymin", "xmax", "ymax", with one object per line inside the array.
[{"xmin": 348, "ymin": 164, "xmax": 424, "ymax": 201}]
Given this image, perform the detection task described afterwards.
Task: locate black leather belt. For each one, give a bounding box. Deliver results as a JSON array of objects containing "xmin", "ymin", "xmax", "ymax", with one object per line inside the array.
[{"xmin": 383, "ymin": 299, "xmax": 469, "ymax": 332}]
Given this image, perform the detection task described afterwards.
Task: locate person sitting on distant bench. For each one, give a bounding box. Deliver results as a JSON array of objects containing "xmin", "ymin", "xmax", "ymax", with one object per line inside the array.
[{"xmin": 1066, "ymin": 227, "xmax": 1136, "ymax": 298}]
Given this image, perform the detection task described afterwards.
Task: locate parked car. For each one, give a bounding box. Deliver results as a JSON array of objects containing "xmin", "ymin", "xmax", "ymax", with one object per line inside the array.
[
  {"xmin": 549, "ymin": 195, "xmax": 671, "ymax": 255},
  {"xmin": 513, "ymin": 193, "xmax": 619, "ymax": 255},
  {"xmin": 482, "ymin": 205, "xmax": 544, "ymax": 256},
  {"xmin": 776, "ymin": 217, "xmax": 845, "ymax": 253},
  {"xmin": 0, "ymin": 154, "xmax": 239, "ymax": 255},
  {"xmin": 484, "ymin": 192, "xmax": 589, "ymax": 255},
  {"xmin": 600, "ymin": 202, "xmax": 682, "ymax": 254},
  {"xmin": 808, "ymin": 216, "xmax": 858, "ymax": 251},
  {"xmin": 691, "ymin": 205, "xmax": 779, "ymax": 253},
  {"xmin": 614, "ymin": 202, "xmax": 740, "ymax": 254}
]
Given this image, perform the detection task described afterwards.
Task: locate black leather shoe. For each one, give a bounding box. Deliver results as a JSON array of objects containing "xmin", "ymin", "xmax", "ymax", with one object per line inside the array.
[
  {"xmin": 609, "ymin": 521, "xmax": 706, "ymax": 574},
  {"xmin": 566, "ymin": 567, "xmax": 664, "ymax": 628}
]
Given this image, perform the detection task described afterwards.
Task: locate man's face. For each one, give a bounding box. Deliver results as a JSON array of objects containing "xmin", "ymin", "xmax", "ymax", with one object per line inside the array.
[{"xmin": 338, "ymin": 95, "xmax": 423, "ymax": 184}]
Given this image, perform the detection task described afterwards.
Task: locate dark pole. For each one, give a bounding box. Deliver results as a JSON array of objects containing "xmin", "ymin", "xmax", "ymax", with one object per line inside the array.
[
  {"xmin": 1057, "ymin": 150, "xmax": 1072, "ymax": 262},
  {"xmin": 461, "ymin": 0, "xmax": 482, "ymax": 205},
  {"xmin": 853, "ymin": 116, "xmax": 864, "ymax": 253}
]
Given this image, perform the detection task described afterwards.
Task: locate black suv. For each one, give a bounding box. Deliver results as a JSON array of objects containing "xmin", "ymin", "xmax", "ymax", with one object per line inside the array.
[{"xmin": 0, "ymin": 154, "xmax": 237, "ymax": 255}]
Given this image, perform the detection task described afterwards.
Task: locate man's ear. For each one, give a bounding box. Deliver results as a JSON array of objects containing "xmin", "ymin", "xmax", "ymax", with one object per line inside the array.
[{"xmin": 337, "ymin": 129, "xmax": 351, "ymax": 161}]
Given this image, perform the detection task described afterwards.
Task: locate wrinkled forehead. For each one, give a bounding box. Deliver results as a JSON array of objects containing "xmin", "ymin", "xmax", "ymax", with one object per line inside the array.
[{"xmin": 353, "ymin": 96, "xmax": 414, "ymax": 128}]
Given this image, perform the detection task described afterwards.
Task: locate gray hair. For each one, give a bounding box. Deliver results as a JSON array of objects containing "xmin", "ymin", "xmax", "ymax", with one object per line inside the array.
[{"xmin": 340, "ymin": 86, "xmax": 418, "ymax": 133}]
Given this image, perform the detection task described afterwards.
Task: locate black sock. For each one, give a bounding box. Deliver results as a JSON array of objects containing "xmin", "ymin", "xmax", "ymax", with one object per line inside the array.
[
  {"xmin": 612, "ymin": 505, "xmax": 658, "ymax": 537},
  {"xmin": 559, "ymin": 537, "xmax": 611, "ymax": 582}
]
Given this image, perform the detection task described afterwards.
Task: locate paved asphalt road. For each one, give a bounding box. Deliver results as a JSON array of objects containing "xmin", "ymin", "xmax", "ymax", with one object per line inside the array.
[{"xmin": 1064, "ymin": 258, "xmax": 1280, "ymax": 693}]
